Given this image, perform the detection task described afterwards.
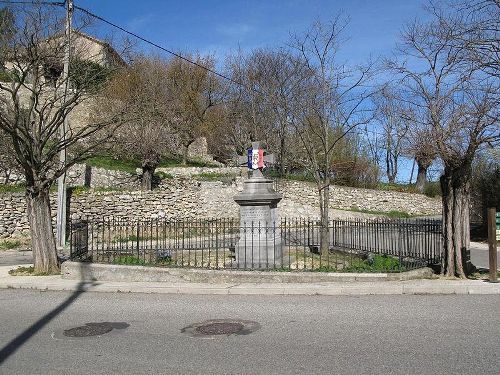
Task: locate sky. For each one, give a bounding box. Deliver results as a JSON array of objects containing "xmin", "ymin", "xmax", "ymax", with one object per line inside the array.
[
  {"xmin": 76, "ymin": 0, "xmax": 430, "ymax": 65},
  {"xmin": 74, "ymin": 0, "xmax": 435, "ymax": 182}
]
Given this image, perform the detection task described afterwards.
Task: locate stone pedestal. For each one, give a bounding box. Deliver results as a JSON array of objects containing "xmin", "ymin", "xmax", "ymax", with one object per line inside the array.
[{"xmin": 233, "ymin": 175, "xmax": 283, "ymax": 269}]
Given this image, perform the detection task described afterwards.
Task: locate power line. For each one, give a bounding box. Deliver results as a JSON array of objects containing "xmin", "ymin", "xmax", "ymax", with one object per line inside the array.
[
  {"xmin": 73, "ymin": 4, "xmax": 262, "ymax": 95},
  {"xmin": 0, "ymin": 1, "xmax": 64, "ymax": 5}
]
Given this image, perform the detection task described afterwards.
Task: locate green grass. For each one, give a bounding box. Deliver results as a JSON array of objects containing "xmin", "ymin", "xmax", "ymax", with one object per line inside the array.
[
  {"xmin": 0, "ymin": 184, "xmax": 25, "ymax": 193},
  {"xmin": 0, "ymin": 240, "xmax": 22, "ymax": 250},
  {"xmin": 112, "ymin": 255, "xmax": 147, "ymax": 265},
  {"xmin": 347, "ymin": 207, "xmax": 412, "ymax": 218},
  {"xmin": 85, "ymin": 155, "xmax": 219, "ymax": 175},
  {"xmin": 8, "ymin": 266, "xmax": 56, "ymax": 276},
  {"xmin": 343, "ymin": 255, "xmax": 404, "ymax": 272},
  {"xmin": 86, "ymin": 156, "xmax": 140, "ymax": 174},
  {"xmin": 158, "ymin": 155, "xmax": 218, "ymax": 168}
]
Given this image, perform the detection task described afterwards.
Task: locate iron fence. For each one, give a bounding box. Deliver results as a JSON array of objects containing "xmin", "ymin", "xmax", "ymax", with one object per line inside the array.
[{"xmin": 69, "ymin": 217, "xmax": 442, "ymax": 273}]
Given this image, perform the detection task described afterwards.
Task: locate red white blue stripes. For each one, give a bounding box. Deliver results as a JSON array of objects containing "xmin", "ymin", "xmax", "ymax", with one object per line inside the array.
[{"xmin": 247, "ymin": 148, "xmax": 265, "ymax": 169}]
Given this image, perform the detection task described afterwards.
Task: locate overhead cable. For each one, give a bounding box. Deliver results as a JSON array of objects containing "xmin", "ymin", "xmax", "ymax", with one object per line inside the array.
[{"xmin": 73, "ymin": 5, "xmax": 262, "ymax": 95}]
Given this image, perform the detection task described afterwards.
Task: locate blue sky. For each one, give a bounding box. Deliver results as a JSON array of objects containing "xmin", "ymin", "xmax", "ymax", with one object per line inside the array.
[
  {"xmin": 75, "ymin": 0, "xmax": 434, "ymax": 182},
  {"xmin": 77, "ymin": 0, "xmax": 430, "ymax": 65}
]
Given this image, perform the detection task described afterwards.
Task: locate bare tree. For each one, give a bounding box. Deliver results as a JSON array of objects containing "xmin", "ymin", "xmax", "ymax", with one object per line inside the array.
[
  {"xmin": 166, "ymin": 55, "xmax": 222, "ymax": 165},
  {"xmin": 390, "ymin": 2, "xmax": 499, "ymax": 277},
  {"xmin": 372, "ymin": 85, "xmax": 410, "ymax": 183},
  {"xmin": 0, "ymin": 4, "xmax": 125, "ymax": 273},
  {"xmin": 412, "ymin": 132, "xmax": 436, "ymax": 192},
  {"xmin": 0, "ymin": 129, "xmax": 21, "ymax": 183},
  {"xmin": 223, "ymin": 48, "xmax": 309, "ymax": 173},
  {"xmin": 444, "ymin": 0, "xmax": 499, "ymax": 79},
  {"xmin": 110, "ymin": 56, "xmax": 176, "ymax": 190},
  {"xmin": 290, "ymin": 18, "xmax": 375, "ymax": 255}
]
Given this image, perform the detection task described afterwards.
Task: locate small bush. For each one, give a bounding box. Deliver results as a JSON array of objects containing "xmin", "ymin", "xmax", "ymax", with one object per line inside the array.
[
  {"xmin": 423, "ymin": 181, "xmax": 441, "ymax": 198},
  {"xmin": 69, "ymin": 185, "xmax": 90, "ymax": 196},
  {"xmin": 0, "ymin": 69, "xmax": 13, "ymax": 82}
]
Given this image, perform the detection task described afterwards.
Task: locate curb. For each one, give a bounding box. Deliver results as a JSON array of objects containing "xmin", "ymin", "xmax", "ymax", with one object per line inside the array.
[
  {"xmin": 1, "ymin": 279, "xmax": 500, "ymax": 296},
  {"xmin": 1, "ymin": 265, "xmax": 500, "ymax": 296},
  {"xmin": 60, "ymin": 261, "xmax": 434, "ymax": 284}
]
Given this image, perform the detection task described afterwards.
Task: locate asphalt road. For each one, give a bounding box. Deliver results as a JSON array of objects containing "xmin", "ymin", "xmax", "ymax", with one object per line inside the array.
[{"xmin": 0, "ymin": 291, "xmax": 499, "ymax": 374}]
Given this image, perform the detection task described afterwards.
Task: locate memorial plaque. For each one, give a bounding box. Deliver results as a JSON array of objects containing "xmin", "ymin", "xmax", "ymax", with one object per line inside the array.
[{"xmin": 241, "ymin": 206, "xmax": 270, "ymax": 223}]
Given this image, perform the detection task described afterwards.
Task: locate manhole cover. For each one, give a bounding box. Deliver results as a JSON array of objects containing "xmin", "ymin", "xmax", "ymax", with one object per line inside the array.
[
  {"xmin": 182, "ymin": 319, "xmax": 260, "ymax": 338},
  {"xmin": 64, "ymin": 323, "xmax": 113, "ymax": 337},
  {"xmin": 60, "ymin": 322, "xmax": 129, "ymax": 338},
  {"xmin": 195, "ymin": 322, "xmax": 244, "ymax": 335}
]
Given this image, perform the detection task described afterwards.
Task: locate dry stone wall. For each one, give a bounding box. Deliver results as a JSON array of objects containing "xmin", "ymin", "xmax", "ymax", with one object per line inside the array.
[{"xmin": 0, "ymin": 174, "xmax": 441, "ymax": 239}]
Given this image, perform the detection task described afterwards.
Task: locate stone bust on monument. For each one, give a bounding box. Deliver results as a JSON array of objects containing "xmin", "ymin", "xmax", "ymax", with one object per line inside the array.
[{"xmin": 233, "ymin": 141, "xmax": 284, "ymax": 268}]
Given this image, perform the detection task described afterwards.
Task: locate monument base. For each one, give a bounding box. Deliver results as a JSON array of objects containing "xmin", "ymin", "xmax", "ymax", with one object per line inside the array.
[{"xmin": 234, "ymin": 235, "xmax": 285, "ymax": 269}]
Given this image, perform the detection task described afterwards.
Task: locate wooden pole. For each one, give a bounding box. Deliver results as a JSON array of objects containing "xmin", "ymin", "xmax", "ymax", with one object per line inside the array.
[{"xmin": 487, "ymin": 207, "xmax": 498, "ymax": 283}]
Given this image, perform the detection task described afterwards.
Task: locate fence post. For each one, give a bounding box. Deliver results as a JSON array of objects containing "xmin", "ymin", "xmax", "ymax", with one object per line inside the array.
[{"xmin": 488, "ymin": 208, "xmax": 498, "ymax": 283}]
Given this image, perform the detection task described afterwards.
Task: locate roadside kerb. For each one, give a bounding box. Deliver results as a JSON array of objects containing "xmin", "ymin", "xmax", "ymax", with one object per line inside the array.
[
  {"xmin": 61, "ymin": 261, "xmax": 434, "ymax": 284},
  {"xmin": 1, "ymin": 264, "xmax": 500, "ymax": 295}
]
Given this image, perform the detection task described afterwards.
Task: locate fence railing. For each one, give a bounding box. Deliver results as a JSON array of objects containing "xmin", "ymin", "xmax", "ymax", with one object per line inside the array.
[{"xmin": 69, "ymin": 217, "xmax": 442, "ymax": 273}]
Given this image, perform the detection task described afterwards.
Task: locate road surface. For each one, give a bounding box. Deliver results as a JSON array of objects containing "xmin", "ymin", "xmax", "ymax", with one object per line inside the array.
[{"xmin": 0, "ymin": 290, "xmax": 499, "ymax": 374}]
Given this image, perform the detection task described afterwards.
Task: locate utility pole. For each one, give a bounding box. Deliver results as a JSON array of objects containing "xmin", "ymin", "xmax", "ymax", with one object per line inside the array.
[{"xmin": 56, "ymin": 0, "xmax": 73, "ymax": 250}]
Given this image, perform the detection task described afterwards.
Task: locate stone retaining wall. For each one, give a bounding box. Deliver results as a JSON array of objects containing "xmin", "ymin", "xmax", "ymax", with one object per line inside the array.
[{"xmin": 0, "ymin": 177, "xmax": 441, "ymax": 239}]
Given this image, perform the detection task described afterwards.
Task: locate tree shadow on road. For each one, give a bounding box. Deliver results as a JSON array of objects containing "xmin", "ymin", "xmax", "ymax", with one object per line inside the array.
[{"xmin": 0, "ymin": 262, "xmax": 97, "ymax": 365}]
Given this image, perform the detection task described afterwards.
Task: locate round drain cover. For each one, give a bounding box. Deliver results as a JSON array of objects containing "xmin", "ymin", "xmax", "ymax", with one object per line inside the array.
[
  {"xmin": 195, "ymin": 322, "xmax": 244, "ymax": 335},
  {"xmin": 64, "ymin": 323, "xmax": 113, "ymax": 337},
  {"xmin": 182, "ymin": 319, "xmax": 260, "ymax": 338}
]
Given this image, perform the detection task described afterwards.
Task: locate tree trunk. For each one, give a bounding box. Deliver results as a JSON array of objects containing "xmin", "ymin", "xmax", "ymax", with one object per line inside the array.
[
  {"xmin": 181, "ymin": 145, "xmax": 189, "ymax": 166},
  {"xmin": 386, "ymin": 150, "xmax": 397, "ymax": 184},
  {"xmin": 141, "ymin": 168, "xmax": 153, "ymax": 191},
  {"xmin": 319, "ymin": 182, "xmax": 330, "ymax": 258},
  {"xmin": 415, "ymin": 162, "xmax": 428, "ymax": 193},
  {"xmin": 26, "ymin": 188, "xmax": 60, "ymax": 274},
  {"xmin": 141, "ymin": 166, "xmax": 155, "ymax": 191},
  {"xmin": 440, "ymin": 165, "xmax": 471, "ymax": 278}
]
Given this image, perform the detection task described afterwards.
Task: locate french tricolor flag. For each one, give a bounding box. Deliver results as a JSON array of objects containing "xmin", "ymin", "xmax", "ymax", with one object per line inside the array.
[{"xmin": 247, "ymin": 148, "xmax": 264, "ymax": 169}]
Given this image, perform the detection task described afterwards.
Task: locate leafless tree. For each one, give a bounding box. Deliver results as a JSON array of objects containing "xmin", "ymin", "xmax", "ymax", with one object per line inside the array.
[
  {"xmin": 372, "ymin": 85, "xmax": 410, "ymax": 183},
  {"xmin": 389, "ymin": 2, "xmax": 499, "ymax": 277},
  {"xmin": 0, "ymin": 4, "xmax": 126, "ymax": 273},
  {"xmin": 223, "ymin": 48, "xmax": 310, "ymax": 173},
  {"xmin": 166, "ymin": 55, "xmax": 222, "ymax": 165},
  {"xmin": 109, "ymin": 56, "xmax": 176, "ymax": 190},
  {"xmin": 0, "ymin": 129, "xmax": 21, "ymax": 183},
  {"xmin": 290, "ymin": 17, "xmax": 376, "ymax": 255}
]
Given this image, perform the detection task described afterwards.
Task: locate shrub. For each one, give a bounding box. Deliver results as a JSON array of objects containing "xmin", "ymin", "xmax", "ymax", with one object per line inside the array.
[{"xmin": 423, "ymin": 181, "xmax": 441, "ymax": 198}]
